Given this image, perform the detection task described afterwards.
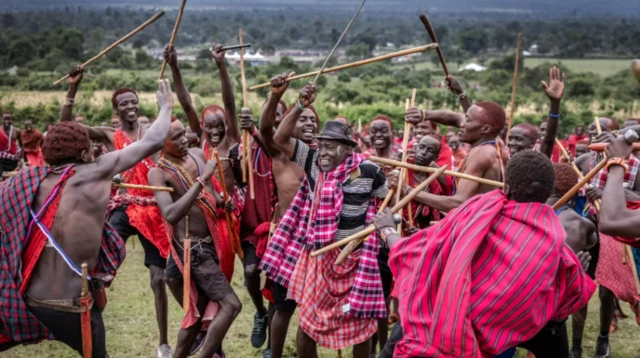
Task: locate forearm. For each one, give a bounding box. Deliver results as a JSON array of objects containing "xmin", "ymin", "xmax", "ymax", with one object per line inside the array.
[
  {"xmin": 412, "ymin": 191, "xmax": 464, "ymax": 213},
  {"xmin": 600, "ymin": 166, "xmax": 630, "ymax": 234},
  {"xmin": 216, "ymin": 60, "xmax": 240, "ymax": 142},
  {"xmin": 460, "ymin": 96, "xmax": 472, "ymax": 113},
  {"xmin": 260, "ymin": 93, "xmax": 283, "ymax": 155},
  {"xmin": 60, "ymin": 84, "xmax": 79, "ymax": 122},
  {"xmin": 540, "ymin": 100, "xmax": 560, "ymax": 158},
  {"xmin": 164, "ymin": 181, "xmax": 205, "ymax": 225},
  {"xmin": 170, "ymin": 64, "xmax": 202, "ymax": 137},
  {"xmin": 424, "ymin": 110, "xmax": 464, "ymax": 128},
  {"xmin": 274, "ymin": 106, "xmax": 302, "ymax": 147},
  {"xmin": 139, "ymin": 105, "xmax": 173, "ymax": 154}
]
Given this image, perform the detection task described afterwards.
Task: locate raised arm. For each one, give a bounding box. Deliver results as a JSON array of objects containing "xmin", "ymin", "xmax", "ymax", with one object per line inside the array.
[
  {"xmin": 165, "ymin": 45, "xmax": 201, "ymax": 138},
  {"xmin": 211, "ymin": 42, "xmax": 240, "ymax": 145},
  {"xmin": 539, "ymin": 67, "xmax": 565, "ymax": 158},
  {"xmin": 406, "ymin": 107, "xmax": 465, "ymax": 129},
  {"xmin": 599, "ymin": 136, "xmax": 640, "ymax": 237},
  {"xmin": 260, "ymin": 73, "xmax": 292, "ymax": 157},
  {"xmin": 446, "ymin": 75, "xmax": 472, "ymax": 113},
  {"xmin": 273, "ymin": 82, "xmax": 316, "ymax": 158},
  {"xmin": 60, "ymin": 67, "xmax": 83, "ymax": 123},
  {"xmin": 91, "ymin": 80, "xmax": 174, "ymax": 179}
]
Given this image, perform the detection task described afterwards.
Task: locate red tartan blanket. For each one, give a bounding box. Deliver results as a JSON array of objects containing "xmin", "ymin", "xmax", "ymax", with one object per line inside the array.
[
  {"xmin": 0, "ymin": 167, "xmax": 125, "ymax": 345},
  {"xmin": 389, "ymin": 190, "xmax": 596, "ymax": 358}
]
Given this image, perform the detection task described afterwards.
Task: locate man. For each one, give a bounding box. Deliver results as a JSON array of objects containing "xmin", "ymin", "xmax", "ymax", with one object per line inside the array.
[
  {"xmin": 448, "ymin": 135, "xmax": 467, "ymax": 169},
  {"xmin": 60, "ymin": 67, "xmax": 173, "ymax": 358},
  {"xmin": 21, "ymin": 120, "xmax": 45, "ymax": 166},
  {"xmin": 567, "ymin": 125, "xmax": 588, "ymax": 156},
  {"xmin": 374, "ymin": 150, "xmax": 596, "ymax": 358},
  {"xmin": 408, "ymin": 119, "xmax": 454, "ymax": 194},
  {"xmin": 139, "ymin": 116, "xmax": 150, "ymax": 125},
  {"xmin": 262, "ymin": 119, "xmax": 389, "ymax": 358},
  {"xmin": 258, "ymin": 76, "xmax": 317, "ymax": 358},
  {"xmin": 538, "ymin": 120, "xmax": 563, "ymax": 163},
  {"xmin": 508, "ymin": 123, "xmax": 539, "ymax": 157},
  {"xmin": 368, "ymin": 115, "xmax": 396, "ymax": 159},
  {"xmin": 0, "ymin": 79, "xmax": 174, "ymax": 356},
  {"xmin": 110, "ymin": 116, "xmax": 120, "ymax": 129},
  {"xmin": 404, "ymin": 100, "xmax": 505, "ymax": 213},
  {"xmin": 0, "ymin": 112, "xmax": 22, "ymax": 177},
  {"xmin": 74, "ymin": 115, "xmax": 85, "ymax": 124},
  {"xmin": 148, "ymin": 117, "xmax": 241, "ymax": 358},
  {"xmin": 575, "ymin": 141, "xmax": 589, "ymax": 159}
]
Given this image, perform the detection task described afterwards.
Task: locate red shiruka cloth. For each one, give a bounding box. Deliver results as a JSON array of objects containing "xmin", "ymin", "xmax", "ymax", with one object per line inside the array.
[
  {"xmin": 22, "ymin": 128, "xmax": 45, "ymax": 166},
  {"xmin": 389, "ymin": 190, "xmax": 596, "ymax": 358},
  {"xmin": 113, "ymin": 128, "xmax": 170, "ymax": 258},
  {"xmin": 0, "ymin": 127, "xmax": 18, "ymax": 154},
  {"xmin": 436, "ymin": 142, "xmax": 454, "ymax": 195}
]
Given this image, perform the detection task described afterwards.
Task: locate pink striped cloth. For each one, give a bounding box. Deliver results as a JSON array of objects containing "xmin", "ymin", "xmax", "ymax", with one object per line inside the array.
[{"xmin": 389, "ymin": 190, "xmax": 596, "ymax": 358}]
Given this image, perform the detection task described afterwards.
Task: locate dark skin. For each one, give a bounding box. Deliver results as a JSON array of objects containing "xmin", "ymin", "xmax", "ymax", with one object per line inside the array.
[
  {"xmin": 507, "ymin": 126, "xmax": 537, "ymax": 157},
  {"xmin": 166, "ymin": 43, "xmax": 241, "ymax": 196},
  {"xmin": 369, "ymin": 119, "xmax": 394, "ymax": 159},
  {"xmin": 448, "ymin": 136, "xmax": 461, "ymax": 151},
  {"xmin": 2, "ymin": 113, "xmax": 22, "ymax": 151},
  {"xmin": 404, "ymin": 104, "xmax": 503, "ymax": 213},
  {"xmin": 445, "ymin": 74, "xmax": 472, "ymax": 113},
  {"xmin": 537, "ymin": 67, "xmax": 565, "ymax": 159},
  {"xmin": 110, "ymin": 117, "xmax": 120, "ymax": 128},
  {"xmin": 27, "ymin": 79, "xmax": 173, "ymax": 308},
  {"xmin": 575, "ymin": 143, "xmax": 588, "ymax": 158}
]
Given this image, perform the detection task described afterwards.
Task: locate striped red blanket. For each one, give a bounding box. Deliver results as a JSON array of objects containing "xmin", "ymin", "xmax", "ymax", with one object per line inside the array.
[{"xmin": 389, "ymin": 190, "xmax": 596, "ymax": 358}]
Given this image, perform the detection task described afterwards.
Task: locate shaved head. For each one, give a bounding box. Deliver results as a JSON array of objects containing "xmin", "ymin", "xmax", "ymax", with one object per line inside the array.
[{"xmin": 475, "ymin": 102, "xmax": 506, "ymax": 136}]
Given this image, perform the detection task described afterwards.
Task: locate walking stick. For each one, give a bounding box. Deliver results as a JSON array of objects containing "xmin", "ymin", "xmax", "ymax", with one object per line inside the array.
[
  {"xmin": 311, "ymin": 166, "xmax": 447, "ymax": 257},
  {"xmin": 183, "ymin": 216, "xmax": 191, "ymax": 314},
  {"xmin": 112, "ymin": 182, "xmax": 174, "ymax": 192},
  {"xmin": 80, "ymin": 263, "xmax": 92, "ymax": 358},
  {"xmin": 504, "ymin": 33, "xmax": 523, "ymax": 144},
  {"xmin": 158, "ymin": 0, "xmax": 188, "ymax": 79},
  {"xmin": 238, "ymin": 28, "xmax": 255, "ymax": 199},
  {"xmin": 53, "ymin": 11, "xmax": 165, "ymax": 85},
  {"xmin": 397, "ymin": 89, "xmax": 417, "ymax": 230},
  {"xmin": 213, "ymin": 149, "xmax": 244, "ymax": 259}
]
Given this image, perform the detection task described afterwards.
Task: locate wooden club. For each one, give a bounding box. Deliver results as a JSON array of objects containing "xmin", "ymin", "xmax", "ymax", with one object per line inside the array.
[{"xmin": 158, "ymin": 0, "xmax": 188, "ymax": 80}]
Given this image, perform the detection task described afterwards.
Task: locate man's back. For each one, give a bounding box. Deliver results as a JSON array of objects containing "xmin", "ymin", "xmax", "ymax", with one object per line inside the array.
[{"xmin": 557, "ymin": 208, "xmax": 596, "ymax": 254}]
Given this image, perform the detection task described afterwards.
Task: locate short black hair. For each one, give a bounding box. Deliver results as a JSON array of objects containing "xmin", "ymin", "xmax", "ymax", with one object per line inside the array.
[{"xmin": 505, "ymin": 150, "xmax": 555, "ymax": 203}]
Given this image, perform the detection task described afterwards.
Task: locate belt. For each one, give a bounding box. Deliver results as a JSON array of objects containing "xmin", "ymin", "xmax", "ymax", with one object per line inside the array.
[{"xmin": 25, "ymin": 293, "xmax": 93, "ymax": 313}]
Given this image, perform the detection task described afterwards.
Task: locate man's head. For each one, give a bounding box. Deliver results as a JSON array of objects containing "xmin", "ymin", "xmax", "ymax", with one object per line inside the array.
[
  {"xmin": 575, "ymin": 141, "xmax": 589, "ymax": 158},
  {"xmin": 2, "ymin": 112, "xmax": 12, "ymax": 129},
  {"xmin": 74, "ymin": 115, "xmax": 85, "ymax": 124},
  {"xmin": 24, "ymin": 119, "xmax": 33, "ymax": 131},
  {"xmin": 588, "ymin": 117, "xmax": 619, "ymax": 142},
  {"xmin": 553, "ymin": 163, "xmax": 579, "ymax": 198},
  {"xmin": 369, "ymin": 115, "xmax": 394, "ymax": 150},
  {"xmin": 316, "ymin": 120, "xmax": 357, "ymax": 172},
  {"xmin": 163, "ymin": 118, "xmax": 189, "ymax": 158},
  {"xmin": 448, "ymin": 135, "xmax": 461, "ymax": 151},
  {"xmin": 263, "ymin": 100, "xmax": 288, "ymax": 129},
  {"xmin": 138, "ymin": 116, "xmax": 150, "ymax": 125},
  {"xmin": 201, "ymin": 105, "xmax": 226, "ymax": 147},
  {"xmin": 623, "ymin": 118, "xmax": 639, "ymax": 129},
  {"xmin": 539, "ymin": 121, "xmax": 548, "ymax": 139},
  {"xmin": 445, "ymin": 129, "xmax": 456, "ymax": 142},
  {"xmin": 504, "ymin": 151, "xmax": 555, "ymax": 203},
  {"xmin": 111, "ymin": 88, "xmax": 139, "ymax": 124},
  {"xmin": 414, "ymin": 135, "xmax": 441, "ymax": 166},
  {"xmin": 291, "ymin": 105, "xmax": 319, "ymax": 144},
  {"xmin": 575, "ymin": 125, "xmax": 584, "ymax": 136},
  {"xmin": 459, "ymin": 102, "xmax": 506, "ymax": 144},
  {"xmin": 42, "ymin": 122, "xmax": 92, "ymax": 166},
  {"xmin": 508, "ymin": 123, "xmax": 539, "ymax": 156},
  {"xmin": 185, "ymin": 127, "xmax": 199, "ymax": 148},
  {"xmin": 414, "ymin": 120, "xmax": 436, "ymax": 142},
  {"xmin": 110, "ymin": 116, "xmax": 120, "ymax": 128}
]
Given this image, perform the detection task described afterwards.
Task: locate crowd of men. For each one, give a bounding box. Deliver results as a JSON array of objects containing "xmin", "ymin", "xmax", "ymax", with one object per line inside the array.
[{"xmin": 0, "ymin": 42, "xmax": 639, "ymax": 358}]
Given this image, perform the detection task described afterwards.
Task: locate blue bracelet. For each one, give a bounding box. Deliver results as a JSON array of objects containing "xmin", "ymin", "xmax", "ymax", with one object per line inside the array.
[
  {"xmin": 548, "ymin": 112, "xmax": 560, "ymax": 119},
  {"xmin": 296, "ymin": 101, "xmax": 306, "ymax": 110}
]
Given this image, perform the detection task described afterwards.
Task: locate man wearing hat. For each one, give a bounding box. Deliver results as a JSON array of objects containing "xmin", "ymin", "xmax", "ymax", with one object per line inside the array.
[{"xmin": 260, "ymin": 84, "xmax": 389, "ymax": 358}]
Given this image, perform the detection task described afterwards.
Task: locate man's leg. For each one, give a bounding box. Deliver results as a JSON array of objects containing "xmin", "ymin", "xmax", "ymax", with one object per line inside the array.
[
  {"xmin": 243, "ymin": 242, "xmax": 269, "ymax": 348},
  {"xmin": 595, "ymin": 285, "xmax": 615, "ymax": 358},
  {"xmin": 379, "ymin": 324, "xmax": 403, "ymax": 358},
  {"xmin": 517, "ymin": 320, "xmax": 569, "ymax": 358},
  {"xmin": 172, "ymin": 294, "xmax": 207, "ymax": 358},
  {"xmin": 353, "ymin": 337, "xmax": 372, "ymax": 358},
  {"xmin": 270, "ymin": 282, "xmax": 296, "ymax": 358},
  {"xmin": 295, "ymin": 326, "xmax": 318, "ymax": 358},
  {"xmin": 570, "ymin": 305, "xmax": 588, "ymax": 357}
]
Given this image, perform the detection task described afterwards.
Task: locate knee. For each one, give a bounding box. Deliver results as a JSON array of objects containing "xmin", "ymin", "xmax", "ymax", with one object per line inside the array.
[
  {"xmin": 599, "ymin": 286, "xmax": 614, "ymax": 301},
  {"xmin": 165, "ymin": 277, "xmax": 181, "ymax": 291},
  {"xmin": 149, "ymin": 274, "xmax": 166, "ymax": 292},
  {"xmin": 244, "ymin": 264, "xmax": 259, "ymax": 280},
  {"xmin": 222, "ymin": 294, "xmax": 242, "ymax": 318}
]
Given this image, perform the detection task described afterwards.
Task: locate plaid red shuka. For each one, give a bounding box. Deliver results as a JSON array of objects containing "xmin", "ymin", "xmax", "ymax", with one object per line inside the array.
[
  {"xmin": 260, "ymin": 153, "xmax": 386, "ymax": 318},
  {"xmin": 113, "ymin": 128, "xmax": 170, "ymax": 258},
  {"xmin": 0, "ymin": 167, "xmax": 125, "ymax": 345},
  {"xmin": 591, "ymin": 154, "xmax": 640, "ymax": 191},
  {"xmin": 389, "ymin": 190, "xmax": 596, "ymax": 358}
]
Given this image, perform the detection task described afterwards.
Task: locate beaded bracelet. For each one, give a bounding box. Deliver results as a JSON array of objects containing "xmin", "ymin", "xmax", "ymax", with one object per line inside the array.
[
  {"xmin": 548, "ymin": 112, "xmax": 560, "ymax": 119},
  {"xmin": 296, "ymin": 101, "xmax": 306, "ymax": 110},
  {"xmin": 605, "ymin": 158, "xmax": 629, "ymax": 173}
]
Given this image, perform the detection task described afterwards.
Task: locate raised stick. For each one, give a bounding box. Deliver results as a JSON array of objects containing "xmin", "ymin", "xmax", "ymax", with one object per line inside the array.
[
  {"xmin": 553, "ymin": 158, "xmax": 607, "ymax": 210},
  {"xmin": 371, "ymin": 156, "xmax": 504, "ymax": 188},
  {"xmin": 239, "ymin": 28, "xmax": 249, "ymax": 185},
  {"xmin": 336, "ymin": 189, "xmax": 394, "ymax": 265},
  {"xmin": 159, "ymin": 0, "xmax": 188, "ymax": 80},
  {"xmin": 183, "ymin": 216, "xmax": 191, "ymax": 313},
  {"xmin": 589, "ymin": 143, "xmax": 640, "ymax": 152},
  {"xmin": 53, "ymin": 11, "xmax": 165, "ymax": 86},
  {"xmin": 113, "ymin": 182, "xmax": 174, "ymax": 192},
  {"xmin": 311, "ymin": 166, "xmax": 447, "ymax": 257},
  {"xmin": 419, "ymin": 14, "xmax": 448, "ymax": 76},
  {"xmin": 220, "ymin": 43, "xmax": 251, "ymax": 51},
  {"xmin": 250, "ymin": 44, "xmax": 439, "ymax": 91},
  {"xmin": 504, "ymin": 33, "xmax": 523, "ymax": 144},
  {"xmin": 594, "ymin": 116, "xmax": 603, "ymax": 136},
  {"xmin": 312, "ymin": 0, "xmax": 367, "ymax": 84},
  {"xmin": 213, "ymin": 149, "xmax": 244, "ymax": 259},
  {"xmin": 396, "ymin": 97, "xmax": 413, "ymax": 231}
]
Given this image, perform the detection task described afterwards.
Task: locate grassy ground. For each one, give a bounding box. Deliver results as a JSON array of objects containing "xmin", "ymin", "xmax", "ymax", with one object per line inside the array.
[
  {"xmin": 524, "ymin": 58, "xmax": 631, "ymax": 77},
  {"xmin": 4, "ymin": 238, "xmax": 640, "ymax": 358}
]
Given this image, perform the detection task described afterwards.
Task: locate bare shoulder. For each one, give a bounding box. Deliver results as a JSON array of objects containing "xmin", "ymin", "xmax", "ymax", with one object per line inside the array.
[
  {"xmin": 466, "ymin": 145, "xmax": 498, "ymax": 166},
  {"xmin": 189, "ymin": 147, "xmax": 206, "ymax": 161}
]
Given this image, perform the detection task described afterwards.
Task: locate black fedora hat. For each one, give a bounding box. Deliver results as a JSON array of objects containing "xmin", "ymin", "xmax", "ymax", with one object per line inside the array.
[{"xmin": 315, "ymin": 120, "xmax": 358, "ymax": 147}]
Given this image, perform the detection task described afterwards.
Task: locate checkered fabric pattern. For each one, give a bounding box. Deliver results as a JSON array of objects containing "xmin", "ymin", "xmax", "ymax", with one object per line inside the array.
[{"xmin": 591, "ymin": 154, "xmax": 640, "ymax": 190}]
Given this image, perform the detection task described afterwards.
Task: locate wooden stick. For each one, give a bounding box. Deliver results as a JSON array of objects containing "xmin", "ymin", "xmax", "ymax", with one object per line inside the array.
[
  {"xmin": 183, "ymin": 216, "xmax": 191, "ymax": 314},
  {"xmin": 53, "ymin": 11, "xmax": 165, "ymax": 85},
  {"xmin": 159, "ymin": 0, "xmax": 188, "ymax": 80},
  {"xmin": 239, "ymin": 28, "xmax": 250, "ymax": 186},
  {"xmin": 504, "ymin": 33, "xmax": 523, "ymax": 144},
  {"xmin": 397, "ymin": 97, "xmax": 413, "ymax": 231},
  {"xmin": 213, "ymin": 149, "xmax": 244, "ymax": 259},
  {"xmin": 406, "ymin": 89, "xmax": 418, "ymax": 227},
  {"xmin": 113, "ymin": 182, "xmax": 174, "ymax": 192},
  {"xmin": 370, "ymin": 156, "xmax": 504, "ymax": 188},
  {"xmin": 594, "ymin": 116, "xmax": 603, "ymax": 135},
  {"xmin": 556, "ymin": 138, "xmax": 600, "ymax": 212},
  {"xmin": 552, "ymin": 158, "xmax": 607, "ymax": 210},
  {"xmin": 2, "ymin": 171, "xmax": 17, "ymax": 178},
  {"xmin": 244, "ymin": 110, "xmax": 255, "ymax": 200},
  {"xmin": 419, "ymin": 14, "xmax": 448, "ymax": 76},
  {"xmin": 312, "ymin": 0, "xmax": 367, "ymax": 84},
  {"xmin": 250, "ymin": 44, "xmax": 439, "ymax": 91},
  {"xmin": 589, "ymin": 143, "xmax": 640, "ymax": 152},
  {"xmin": 311, "ymin": 166, "xmax": 447, "ymax": 257},
  {"xmin": 80, "ymin": 262, "xmax": 91, "ymax": 358},
  {"xmin": 220, "ymin": 43, "xmax": 251, "ymax": 51},
  {"xmin": 336, "ymin": 189, "xmax": 394, "ymax": 265}
]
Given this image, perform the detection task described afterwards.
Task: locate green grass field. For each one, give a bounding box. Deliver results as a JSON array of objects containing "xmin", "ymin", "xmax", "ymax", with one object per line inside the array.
[
  {"xmin": 4, "ymin": 238, "xmax": 640, "ymax": 358},
  {"xmin": 524, "ymin": 58, "xmax": 631, "ymax": 77}
]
